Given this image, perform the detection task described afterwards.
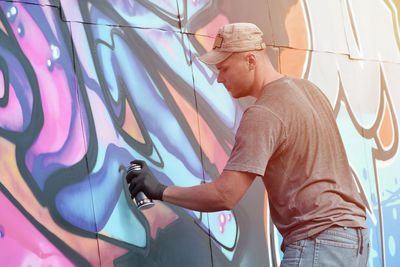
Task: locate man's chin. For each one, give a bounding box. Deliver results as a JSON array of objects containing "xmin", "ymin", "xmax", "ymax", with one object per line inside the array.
[
  {"xmin": 227, "ymin": 88, "xmax": 246, "ymax": 99},
  {"xmin": 229, "ymin": 92, "xmax": 243, "ymax": 99},
  {"xmin": 229, "ymin": 92, "xmax": 237, "ymax": 99}
]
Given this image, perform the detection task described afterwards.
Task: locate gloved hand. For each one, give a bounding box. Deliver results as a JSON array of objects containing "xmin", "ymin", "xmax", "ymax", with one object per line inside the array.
[{"xmin": 126, "ymin": 160, "xmax": 167, "ymax": 201}]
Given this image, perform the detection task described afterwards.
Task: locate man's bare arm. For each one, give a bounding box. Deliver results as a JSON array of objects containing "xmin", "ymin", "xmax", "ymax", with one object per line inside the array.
[{"xmin": 162, "ymin": 170, "xmax": 256, "ymax": 212}]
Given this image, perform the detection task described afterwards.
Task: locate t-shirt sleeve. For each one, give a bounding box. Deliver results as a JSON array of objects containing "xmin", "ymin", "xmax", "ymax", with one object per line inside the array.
[{"xmin": 224, "ymin": 105, "xmax": 286, "ymax": 176}]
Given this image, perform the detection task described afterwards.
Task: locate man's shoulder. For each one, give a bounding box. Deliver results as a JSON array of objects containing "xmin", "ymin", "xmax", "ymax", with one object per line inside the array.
[
  {"xmin": 255, "ymin": 76, "xmax": 301, "ymax": 106},
  {"xmin": 259, "ymin": 76, "xmax": 323, "ymax": 103},
  {"xmin": 241, "ymin": 103, "xmax": 285, "ymax": 127},
  {"xmin": 260, "ymin": 76, "xmax": 303, "ymax": 96}
]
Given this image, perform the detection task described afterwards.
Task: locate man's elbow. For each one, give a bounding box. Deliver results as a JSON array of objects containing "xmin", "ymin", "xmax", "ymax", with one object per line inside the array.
[
  {"xmin": 212, "ymin": 170, "xmax": 254, "ymax": 211},
  {"xmin": 221, "ymin": 200, "xmax": 236, "ymax": 211},
  {"xmin": 216, "ymin": 186, "xmax": 237, "ymax": 211},
  {"xmin": 215, "ymin": 198, "xmax": 235, "ymax": 211}
]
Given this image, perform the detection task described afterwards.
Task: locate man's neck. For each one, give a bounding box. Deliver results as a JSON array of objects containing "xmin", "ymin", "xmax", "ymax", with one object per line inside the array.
[{"xmin": 253, "ymin": 71, "xmax": 284, "ymax": 98}]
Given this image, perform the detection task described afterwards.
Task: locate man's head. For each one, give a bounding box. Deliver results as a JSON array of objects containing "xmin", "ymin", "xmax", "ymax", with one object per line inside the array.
[
  {"xmin": 199, "ymin": 23, "xmax": 275, "ymax": 98},
  {"xmin": 198, "ymin": 23, "xmax": 266, "ymax": 65}
]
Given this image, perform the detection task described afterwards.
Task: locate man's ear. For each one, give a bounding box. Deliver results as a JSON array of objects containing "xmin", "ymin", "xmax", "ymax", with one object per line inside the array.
[{"xmin": 246, "ymin": 53, "xmax": 256, "ymax": 70}]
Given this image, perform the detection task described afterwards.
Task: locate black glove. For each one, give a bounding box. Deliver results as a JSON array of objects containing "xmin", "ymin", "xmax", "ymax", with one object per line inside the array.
[{"xmin": 126, "ymin": 160, "xmax": 167, "ymax": 201}]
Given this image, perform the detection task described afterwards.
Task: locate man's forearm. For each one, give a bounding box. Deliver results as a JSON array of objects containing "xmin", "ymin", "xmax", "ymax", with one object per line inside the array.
[
  {"xmin": 162, "ymin": 182, "xmax": 232, "ymax": 212},
  {"xmin": 161, "ymin": 170, "xmax": 256, "ymax": 212}
]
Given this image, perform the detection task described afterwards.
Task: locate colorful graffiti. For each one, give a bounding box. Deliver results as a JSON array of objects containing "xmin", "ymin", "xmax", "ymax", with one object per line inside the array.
[{"xmin": 0, "ymin": 0, "xmax": 399, "ymax": 266}]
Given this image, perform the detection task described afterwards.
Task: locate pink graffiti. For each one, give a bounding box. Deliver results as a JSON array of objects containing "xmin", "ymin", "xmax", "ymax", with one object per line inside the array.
[
  {"xmin": 217, "ymin": 212, "xmax": 233, "ymax": 234},
  {"xmin": 0, "ymin": 84, "xmax": 23, "ymax": 131},
  {"xmin": 0, "ymin": 192, "xmax": 74, "ymax": 266},
  {"xmin": 219, "ymin": 212, "xmax": 226, "ymax": 233},
  {"xmin": 5, "ymin": 3, "xmax": 87, "ymax": 171},
  {"xmin": 0, "ymin": 70, "xmax": 3, "ymax": 98}
]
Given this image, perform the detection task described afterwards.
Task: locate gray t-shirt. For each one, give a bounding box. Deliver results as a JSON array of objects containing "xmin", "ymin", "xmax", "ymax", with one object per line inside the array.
[{"xmin": 225, "ymin": 76, "xmax": 367, "ymax": 250}]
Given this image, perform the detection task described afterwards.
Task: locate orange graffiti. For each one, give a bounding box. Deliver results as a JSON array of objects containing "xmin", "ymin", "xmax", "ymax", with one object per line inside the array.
[
  {"xmin": 98, "ymin": 239, "xmax": 129, "ymax": 266},
  {"xmin": 279, "ymin": 48, "xmax": 307, "ymax": 78},
  {"xmin": 263, "ymin": 191, "xmax": 269, "ymax": 247},
  {"xmin": 279, "ymin": 0, "xmax": 308, "ymax": 78},
  {"xmin": 378, "ymin": 102, "xmax": 394, "ymax": 149},
  {"xmin": 122, "ymin": 99, "xmax": 145, "ymax": 144},
  {"xmin": 141, "ymin": 201, "xmax": 179, "ymax": 239},
  {"xmin": 285, "ymin": 0, "xmax": 308, "ymax": 49},
  {"xmin": 0, "ymin": 20, "xmax": 6, "ymax": 34},
  {"xmin": 161, "ymin": 74, "xmax": 229, "ymax": 174}
]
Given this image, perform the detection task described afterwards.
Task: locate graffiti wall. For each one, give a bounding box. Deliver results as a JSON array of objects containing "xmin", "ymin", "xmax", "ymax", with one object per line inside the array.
[{"xmin": 0, "ymin": 0, "xmax": 399, "ymax": 266}]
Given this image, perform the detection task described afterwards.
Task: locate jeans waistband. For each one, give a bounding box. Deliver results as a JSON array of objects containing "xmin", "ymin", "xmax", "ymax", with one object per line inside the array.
[{"xmin": 311, "ymin": 226, "xmax": 367, "ymax": 255}]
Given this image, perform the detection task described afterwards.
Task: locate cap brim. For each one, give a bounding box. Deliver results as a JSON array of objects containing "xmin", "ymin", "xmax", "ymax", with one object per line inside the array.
[{"xmin": 198, "ymin": 50, "xmax": 233, "ymax": 65}]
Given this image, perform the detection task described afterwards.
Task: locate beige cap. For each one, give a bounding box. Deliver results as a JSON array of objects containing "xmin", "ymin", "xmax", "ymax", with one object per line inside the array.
[{"xmin": 198, "ymin": 22, "xmax": 267, "ymax": 65}]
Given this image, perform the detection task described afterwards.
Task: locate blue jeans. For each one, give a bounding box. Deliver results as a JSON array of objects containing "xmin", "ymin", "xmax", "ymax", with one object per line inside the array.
[{"xmin": 280, "ymin": 227, "xmax": 370, "ymax": 267}]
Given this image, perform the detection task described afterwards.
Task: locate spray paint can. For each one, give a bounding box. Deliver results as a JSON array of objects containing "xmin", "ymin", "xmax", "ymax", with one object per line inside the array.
[{"xmin": 128, "ymin": 162, "xmax": 155, "ymax": 210}]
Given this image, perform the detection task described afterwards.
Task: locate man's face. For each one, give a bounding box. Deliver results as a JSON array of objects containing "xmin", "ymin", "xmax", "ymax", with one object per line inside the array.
[{"xmin": 215, "ymin": 53, "xmax": 253, "ymax": 98}]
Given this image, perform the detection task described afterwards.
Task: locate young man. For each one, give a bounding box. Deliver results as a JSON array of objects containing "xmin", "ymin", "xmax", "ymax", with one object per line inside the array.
[{"xmin": 127, "ymin": 23, "xmax": 369, "ymax": 266}]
